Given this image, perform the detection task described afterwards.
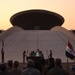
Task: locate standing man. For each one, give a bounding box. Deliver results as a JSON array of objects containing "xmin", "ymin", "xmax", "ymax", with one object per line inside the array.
[
  {"xmin": 23, "ymin": 51, "xmax": 26, "ymax": 63},
  {"xmin": 48, "ymin": 50, "xmax": 52, "ymax": 58}
]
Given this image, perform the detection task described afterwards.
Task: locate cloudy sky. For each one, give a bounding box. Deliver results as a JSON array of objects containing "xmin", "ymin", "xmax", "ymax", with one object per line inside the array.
[{"xmin": 0, "ymin": 0, "xmax": 75, "ymax": 30}]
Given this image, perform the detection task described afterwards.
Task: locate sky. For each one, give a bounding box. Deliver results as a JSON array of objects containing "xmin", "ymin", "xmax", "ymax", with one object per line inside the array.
[{"xmin": 0, "ymin": 0, "xmax": 75, "ymax": 30}]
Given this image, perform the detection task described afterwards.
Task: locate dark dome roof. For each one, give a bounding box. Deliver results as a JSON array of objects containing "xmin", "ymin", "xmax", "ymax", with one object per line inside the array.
[{"xmin": 10, "ymin": 9, "xmax": 64, "ymax": 30}]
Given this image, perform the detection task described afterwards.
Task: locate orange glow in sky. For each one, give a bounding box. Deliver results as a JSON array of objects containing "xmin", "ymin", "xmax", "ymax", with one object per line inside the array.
[{"xmin": 0, "ymin": 0, "xmax": 75, "ymax": 30}]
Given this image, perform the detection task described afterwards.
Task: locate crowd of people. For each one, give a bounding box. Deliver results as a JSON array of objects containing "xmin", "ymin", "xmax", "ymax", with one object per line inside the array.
[{"xmin": 0, "ymin": 49, "xmax": 69, "ymax": 75}]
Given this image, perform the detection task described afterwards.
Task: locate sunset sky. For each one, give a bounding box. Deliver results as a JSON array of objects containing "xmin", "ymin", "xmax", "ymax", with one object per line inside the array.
[{"xmin": 0, "ymin": 0, "xmax": 75, "ymax": 30}]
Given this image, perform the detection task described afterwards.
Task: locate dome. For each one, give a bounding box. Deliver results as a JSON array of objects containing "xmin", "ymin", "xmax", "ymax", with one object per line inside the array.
[{"xmin": 10, "ymin": 9, "xmax": 64, "ymax": 30}]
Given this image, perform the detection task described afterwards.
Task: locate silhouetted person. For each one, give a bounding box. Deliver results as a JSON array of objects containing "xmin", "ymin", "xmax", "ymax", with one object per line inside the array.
[
  {"xmin": 48, "ymin": 50, "xmax": 52, "ymax": 58},
  {"xmin": 23, "ymin": 51, "xmax": 26, "ymax": 63},
  {"xmin": 0, "ymin": 63, "xmax": 10, "ymax": 75},
  {"xmin": 35, "ymin": 58, "xmax": 47, "ymax": 75},
  {"xmin": 7, "ymin": 60, "xmax": 13, "ymax": 71},
  {"xmin": 30, "ymin": 51, "xmax": 35, "ymax": 57},
  {"xmin": 47, "ymin": 58, "xmax": 68, "ymax": 75},
  {"xmin": 41, "ymin": 51, "xmax": 44, "ymax": 58},
  {"xmin": 8, "ymin": 61, "xmax": 22, "ymax": 75},
  {"xmin": 21, "ymin": 59, "xmax": 41, "ymax": 75},
  {"xmin": 34, "ymin": 61, "xmax": 42, "ymax": 74},
  {"xmin": 47, "ymin": 57, "xmax": 55, "ymax": 71}
]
